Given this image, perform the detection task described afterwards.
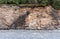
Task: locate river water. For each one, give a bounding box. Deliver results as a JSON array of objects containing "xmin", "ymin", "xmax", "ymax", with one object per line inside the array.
[{"xmin": 0, "ymin": 30, "xmax": 60, "ymax": 39}]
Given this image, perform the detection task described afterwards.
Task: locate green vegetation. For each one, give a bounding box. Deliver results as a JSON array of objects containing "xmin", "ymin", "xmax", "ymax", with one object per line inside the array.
[
  {"xmin": 0, "ymin": 0, "xmax": 49, "ymax": 6},
  {"xmin": 0, "ymin": 0, "xmax": 7, "ymax": 3},
  {"xmin": 40, "ymin": 0, "xmax": 48, "ymax": 6},
  {"xmin": 51, "ymin": 0, "xmax": 60, "ymax": 10},
  {"xmin": 0, "ymin": 0, "xmax": 60, "ymax": 10}
]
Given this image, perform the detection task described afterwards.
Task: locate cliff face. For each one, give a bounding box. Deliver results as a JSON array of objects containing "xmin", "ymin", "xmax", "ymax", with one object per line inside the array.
[
  {"xmin": 0, "ymin": 5, "xmax": 20, "ymax": 29},
  {"xmin": 0, "ymin": 5, "xmax": 59, "ymax": 29},
  {"xmin": 25, "ymin": 6, "xmax": 60, "ymax": 29}
]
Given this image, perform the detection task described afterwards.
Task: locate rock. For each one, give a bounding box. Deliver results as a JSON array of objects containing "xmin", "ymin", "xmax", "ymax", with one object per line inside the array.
[
  {"xmin": 25, "ymin": 6, "xmax": 59, "ymax": 29},
  {"xmin": 10, "ymin": 7, "xmax": 31, "ymax": 29},
  {"xmin": 0, "ymin": 5, "xmax": 20, "ymax": 29}
]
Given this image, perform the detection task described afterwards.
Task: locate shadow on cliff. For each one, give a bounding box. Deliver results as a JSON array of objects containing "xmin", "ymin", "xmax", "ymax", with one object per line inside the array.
[
  {"xmin": 49, "ymin": 9, "xmax": 59, "ymax": 28},
  {"xmin": 9, "ymin": 11, "xmax": 30, "ymax": 29}
]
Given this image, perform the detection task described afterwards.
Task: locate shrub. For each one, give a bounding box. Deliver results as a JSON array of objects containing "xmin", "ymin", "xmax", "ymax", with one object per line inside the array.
[
  {"xmin": 0, "ymin": 0, "xmax": 7, "ymax": 4},
  {"xmin": 0, "ymin": 0, "xmax": 49, "ymax": 5},
  {"xmin": 20, "ymin": 0, "xmax": 38, "ymax": 4},
  {"xmin": 28, "ymin": 0, "xmax": 49, "ymax": 6},
  {"xmin": 52, "ymin": 0, "xmax": 60, "ymax": 10},
  {"xmin": 7, "ymin": 0, "xmax": 20, "ymax": 4},
  {"xmin": 20, "ymin": 0, "xmax": 27, "ymax": 4},
  {"xmin": 0, "ymin": 0, "xmax": 60, "ymax": 10},
  {"xmin": 28, "ymin": 0, "xmax": 37, "ymax": 4},
  {"xmin": 38, "ymin": 0, "xmax": 49, "ymax": 6}
]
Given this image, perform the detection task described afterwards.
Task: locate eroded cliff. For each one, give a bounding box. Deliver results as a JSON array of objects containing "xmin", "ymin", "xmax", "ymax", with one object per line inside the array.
[{"xmin": 0, "ymin": 5, "xmax": 60, "ymax": 30}]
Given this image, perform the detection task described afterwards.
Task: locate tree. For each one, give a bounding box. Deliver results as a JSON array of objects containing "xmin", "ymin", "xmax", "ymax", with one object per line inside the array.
[{"xmin": 0, "ymin": 0, "xmax": 7, "ymax": 4}]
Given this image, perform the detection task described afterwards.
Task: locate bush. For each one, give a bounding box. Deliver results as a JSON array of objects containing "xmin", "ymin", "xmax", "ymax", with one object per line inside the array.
[
  {"xmin": 20, "ymin": 0, "xmax": 27, "ymax": 4},
  {"xmin": 38, "ymin": 0, "xmax": 49, "ymax": 6},
  {"xmin": 0, "ymin": 0, "xmax": 7, "ymax": 4},
  {"xmin": 0, "ymin": 0, "xmax": 49, "ymax": 6},
  {"xmin": 26, "ymin": 0, "xmax": 49, "ymax": 6},
  {"xmin": 52, "ymin": 0, "xmax": 60, "ymax": 10},
  {"xmin": 0, "ymin": 0, "xmax": 60, "ymax": 10},
  {"xmin": 27, "ymin": 0, "xmax": 37, "ymax": 4},
  {"xmin": 0, "ymin": 0, "xmax": 20, "ymax": 4},
  {"xmin": 7, "ymin": 0, "xmax": 20, "ymax": 4}
]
